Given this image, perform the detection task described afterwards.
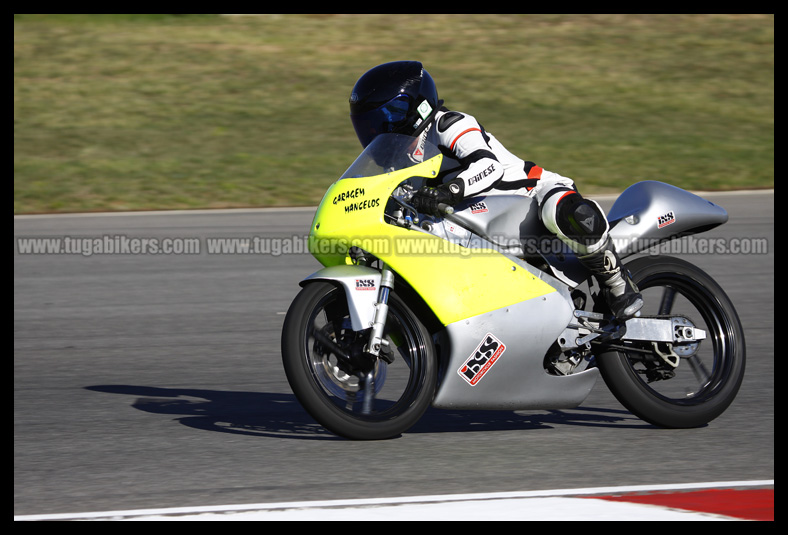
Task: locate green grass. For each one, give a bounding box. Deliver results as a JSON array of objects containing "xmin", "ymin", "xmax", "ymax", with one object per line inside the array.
[{"xmin": 14, "ymin": 14, "xmax": 773, "ymax": 214}]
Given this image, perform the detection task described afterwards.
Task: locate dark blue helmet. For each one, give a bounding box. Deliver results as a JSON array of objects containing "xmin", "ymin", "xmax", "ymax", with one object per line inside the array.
[{"xmin": 349, "ymin": 61, "xmax": 442, "ymax": 148}]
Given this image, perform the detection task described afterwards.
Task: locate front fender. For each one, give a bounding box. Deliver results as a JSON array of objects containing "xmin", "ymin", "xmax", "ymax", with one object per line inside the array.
[{"xmin": 300, "ymin": 265, "xmax": 381, "ymax": 331}]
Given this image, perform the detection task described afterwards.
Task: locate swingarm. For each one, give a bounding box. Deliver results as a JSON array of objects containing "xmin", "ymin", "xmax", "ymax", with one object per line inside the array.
[{"xmin": 559, "ymin": 311, "xmax": 706, "ymax": 368}]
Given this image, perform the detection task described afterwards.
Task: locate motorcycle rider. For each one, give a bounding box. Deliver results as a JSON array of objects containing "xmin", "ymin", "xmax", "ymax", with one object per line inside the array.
[{"xmin": 349, "ymin": 61, "xmax": 643, "ymax": 320}]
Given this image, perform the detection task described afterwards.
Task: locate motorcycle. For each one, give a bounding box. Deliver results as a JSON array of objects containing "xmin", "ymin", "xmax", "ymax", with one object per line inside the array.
[{"xmin": 281, "ymin": 133, "xmax": 745, "ymax": 440}]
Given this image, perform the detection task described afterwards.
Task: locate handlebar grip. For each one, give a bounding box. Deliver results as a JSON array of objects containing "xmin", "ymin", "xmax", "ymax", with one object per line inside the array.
[{"xmin": 438, "ymin": 203, "xmax": 454, "ymax": 215}]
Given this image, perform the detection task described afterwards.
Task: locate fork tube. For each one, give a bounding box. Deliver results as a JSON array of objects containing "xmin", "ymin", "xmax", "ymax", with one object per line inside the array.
[{"xmin": 366, "ymin": 265, "xmax": 395, "ymax": 357}]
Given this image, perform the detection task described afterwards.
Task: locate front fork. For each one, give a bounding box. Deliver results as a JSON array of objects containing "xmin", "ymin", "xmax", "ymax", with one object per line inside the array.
[
  {"xmin": 366, "ymin": 264, "xmax": 395, "ymax": 357},
  {"xmin": 361, "ymin": 264, "xmax": 395, "ymax": 413}
]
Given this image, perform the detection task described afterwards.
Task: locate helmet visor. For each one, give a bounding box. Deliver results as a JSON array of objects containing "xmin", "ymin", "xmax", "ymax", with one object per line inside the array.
[{"xmin": 351, "ymin": 95, "xmax": 411, "ymax": 148}]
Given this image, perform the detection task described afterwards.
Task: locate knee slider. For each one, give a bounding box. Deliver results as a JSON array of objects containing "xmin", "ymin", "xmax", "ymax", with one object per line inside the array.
[{"xmin": 555, "ymin": 193, "xmax": 608, "ymax": 247}]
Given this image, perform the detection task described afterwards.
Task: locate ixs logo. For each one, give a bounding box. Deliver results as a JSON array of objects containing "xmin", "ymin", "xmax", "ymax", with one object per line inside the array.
[
  {"xmin": 657, "ymin": 211, "xmax": 676, "ymax": 229},
  {"xmin": 355, "ymin": 279, "xmax": 376, "ymax": 291},
  {"xmin": 469, "ymin": 201, "xmax": 488, "ymax": 214},
  {"xmin": 457, "ymin": 333, "xmax": 506, "ymax": 386}
]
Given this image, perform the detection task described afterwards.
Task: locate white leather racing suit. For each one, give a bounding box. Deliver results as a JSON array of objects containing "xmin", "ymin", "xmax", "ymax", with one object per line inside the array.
[
  {"xmin": 418, "ymin": 108, "xmax": 609, "ymax": 256},
  {"xmin": 410, "ymin": 107, "xmax": 642, "ymax": 319}
]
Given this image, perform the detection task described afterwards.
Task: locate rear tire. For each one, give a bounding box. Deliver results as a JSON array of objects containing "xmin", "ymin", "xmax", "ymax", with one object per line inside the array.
[
  {"xmin": 281, "ymin": 281, "xmax": 437, "ymax": 440},
  {"xmin": 596, "ymin": 256, "xmax": 745, "ymax": 428}
]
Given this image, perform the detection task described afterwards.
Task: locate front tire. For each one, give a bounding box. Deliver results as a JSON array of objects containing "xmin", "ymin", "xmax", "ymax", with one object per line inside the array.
[
  {"xmin": 596, "ymin": 256, "xmax": 745, "ymax": 428},
  {"xmin": 281, "ymin": 281, "xmax": 437, "ymax": 440}
]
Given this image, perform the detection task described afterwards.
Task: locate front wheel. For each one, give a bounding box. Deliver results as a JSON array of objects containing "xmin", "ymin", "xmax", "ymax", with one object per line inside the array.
[
  {"xmin": 596, "ymin": 256, "xmax": 745, "ymax": 428},
  {"xmin": 281, "ymin": 281, "xmax": 437, "ymax": 440}
]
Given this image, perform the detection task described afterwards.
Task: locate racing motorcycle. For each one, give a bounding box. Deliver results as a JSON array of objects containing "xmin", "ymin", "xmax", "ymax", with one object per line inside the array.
[{"xmin": 281, "ymin": 133, "xmax": 745, "ymax": 440}]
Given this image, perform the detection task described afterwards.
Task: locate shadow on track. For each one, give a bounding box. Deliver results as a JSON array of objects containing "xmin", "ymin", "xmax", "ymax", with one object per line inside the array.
[{"xmin": 86, "ymin": 384, "xmax": 649, "ymax": 440}]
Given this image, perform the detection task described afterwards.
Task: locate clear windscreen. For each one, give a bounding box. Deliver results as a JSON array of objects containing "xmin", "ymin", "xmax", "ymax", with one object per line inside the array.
[{"xmin": 339, "ymin": 133, "xmax": 442, "ymax": 180}]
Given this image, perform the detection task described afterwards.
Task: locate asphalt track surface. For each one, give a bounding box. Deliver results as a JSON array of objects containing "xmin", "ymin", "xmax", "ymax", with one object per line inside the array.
[{"xmin": 14, "ymin": 190, "xmax": 773, "ymax": 520}]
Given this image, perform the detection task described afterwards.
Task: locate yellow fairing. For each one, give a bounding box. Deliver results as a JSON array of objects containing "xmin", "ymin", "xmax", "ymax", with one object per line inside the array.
[{"xmin": 309, "ymin": 155, "xmax": 557, "ymax": 326}]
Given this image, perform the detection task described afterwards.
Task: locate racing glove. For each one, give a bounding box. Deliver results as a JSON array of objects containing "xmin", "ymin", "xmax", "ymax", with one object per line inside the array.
[{"xmin": 411, "ymin": 179, "xmax": 464, "ymax": 216}]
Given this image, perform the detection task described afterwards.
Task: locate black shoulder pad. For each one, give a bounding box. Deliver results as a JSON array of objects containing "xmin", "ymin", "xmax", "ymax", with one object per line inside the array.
[{"xmin": 437, "ymin": 111, "xmax": 464, "ymax": 132}]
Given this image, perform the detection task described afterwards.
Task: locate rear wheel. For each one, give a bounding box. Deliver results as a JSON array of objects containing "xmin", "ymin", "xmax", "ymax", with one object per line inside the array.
[
  {"xmin": 281, "ymin": 281, "xmax": 437, "ymax": 440},
  {"xmin": 596, "ymin": 256, "xmax": 745, "ymax": 428}
]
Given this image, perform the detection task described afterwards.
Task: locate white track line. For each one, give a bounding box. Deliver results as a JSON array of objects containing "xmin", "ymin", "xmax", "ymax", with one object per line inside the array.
[{"xmin": 14, "ymin": 480, "xmax": 773, "ymax": 521}]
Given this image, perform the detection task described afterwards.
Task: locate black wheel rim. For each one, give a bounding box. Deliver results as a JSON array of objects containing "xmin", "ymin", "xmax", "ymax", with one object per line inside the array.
[
  {"xmin": 623, "ymin": 271, "xmax": 738, "ymax": 405},
  {"xmin": 302, "ymin": 288, "xmax": 430, "ymax": 421}
]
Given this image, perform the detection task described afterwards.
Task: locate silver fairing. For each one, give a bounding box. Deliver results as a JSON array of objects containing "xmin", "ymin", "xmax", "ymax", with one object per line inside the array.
[
  {"xmin": 431, "ymin": 289, "xmax": 600, "ymax": 410},
  {"xmin": 440, "ymin": 195, "xmax": 541, "ymax": 255},
  {"xmin": 607, "ymin": 181, "xmax": 728, "ymax": 258}
]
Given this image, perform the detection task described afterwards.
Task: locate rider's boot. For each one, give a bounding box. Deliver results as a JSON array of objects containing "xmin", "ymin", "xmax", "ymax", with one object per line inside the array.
[{"xmin": 579, "ymin": 237, "xmax": 643, "ymax": 320}]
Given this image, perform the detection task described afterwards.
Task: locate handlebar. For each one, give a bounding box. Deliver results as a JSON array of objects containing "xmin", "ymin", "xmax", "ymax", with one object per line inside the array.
[{"xmin": 389, "ymin": 189, "xmax": 454, "ymax": 228}]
